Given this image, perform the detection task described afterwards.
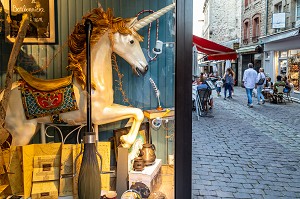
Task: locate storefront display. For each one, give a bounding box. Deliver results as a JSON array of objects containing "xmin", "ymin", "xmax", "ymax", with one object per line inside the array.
[
  {"xmin": 0, "ymin": 0, "xmax": 181, "ymax": 198},
  {"xmin": 288, "ymin": 54, "xmax": 300, "ymax": 91}
]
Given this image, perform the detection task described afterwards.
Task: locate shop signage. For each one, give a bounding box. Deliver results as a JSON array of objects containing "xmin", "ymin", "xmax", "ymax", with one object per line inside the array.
[
  {"xmin": 272, "ymin": 13, "xmax": 286, "ymax": 29},
  {"xmin": 8, "ymin": 0, "xmax": 56, "ymax": 43},
  {"xmin": 233, "ymin": 43, "xmax": 239, "ymax": 50}
]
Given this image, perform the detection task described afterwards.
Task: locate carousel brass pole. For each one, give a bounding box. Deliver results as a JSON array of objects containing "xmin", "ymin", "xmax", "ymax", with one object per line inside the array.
[
  {"xmin": 77, "ymin": 19, "xmax": 101, "ymax": 199},
  {"xmin": 0, "ymin": 14, "xmax": 29, "ymax": 145}
]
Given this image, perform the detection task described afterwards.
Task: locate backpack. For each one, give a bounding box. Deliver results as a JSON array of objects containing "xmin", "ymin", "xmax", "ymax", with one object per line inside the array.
[{"xmin": 257, "ymin": 73, "xmax": 265, "ymax": 85}]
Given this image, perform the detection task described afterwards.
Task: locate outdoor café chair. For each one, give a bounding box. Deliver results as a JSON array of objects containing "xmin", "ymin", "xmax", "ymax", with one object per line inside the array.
[
  {"xmin": 273, "ymin": 85, "xmax": 286, "ymax": 104},
  {"xmin": 195, "ymin": 88, "xmax": 211, "ymax": 120}
]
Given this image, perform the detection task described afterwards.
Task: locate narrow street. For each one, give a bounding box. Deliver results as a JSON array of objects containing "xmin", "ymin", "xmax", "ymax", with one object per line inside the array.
[{"xmin": 192, "ymin": 87, "xmax": 300, "ymax": 199}]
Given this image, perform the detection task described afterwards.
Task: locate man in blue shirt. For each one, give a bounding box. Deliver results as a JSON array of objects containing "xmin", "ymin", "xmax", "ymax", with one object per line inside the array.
[{"xmin": 242, "ymin": 63, "xmax": 257, "ymax": 108}]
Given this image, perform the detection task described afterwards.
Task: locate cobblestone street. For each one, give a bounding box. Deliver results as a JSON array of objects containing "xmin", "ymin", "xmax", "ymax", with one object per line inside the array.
[{"xmin": 192, "ymin": 87, "xmax": 300, "ymax": 199}]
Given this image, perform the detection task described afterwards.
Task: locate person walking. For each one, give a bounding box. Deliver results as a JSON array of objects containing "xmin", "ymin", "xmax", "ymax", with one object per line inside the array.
[
  {"xmin": 242, "ymin": 63, "xmax": 257, "ymax": 108},
  {"xmin": 223, "ymin": 68, "xmax": 234, "ymax": 100},
  {"xmin": 256, "ymin": 68, "xmax": 266, "ymax": 105}
]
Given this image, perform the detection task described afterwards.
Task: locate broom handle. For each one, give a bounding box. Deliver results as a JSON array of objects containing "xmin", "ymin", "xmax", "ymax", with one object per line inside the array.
[{"xmin": 85, "ymin": 19, "xmax": 93, "ymax": 133}]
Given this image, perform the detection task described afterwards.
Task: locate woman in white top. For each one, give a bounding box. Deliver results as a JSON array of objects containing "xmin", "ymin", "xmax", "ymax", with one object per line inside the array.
[{"xmin": 256, "ymin": 68, "xmax": 266, "ymax": 105}]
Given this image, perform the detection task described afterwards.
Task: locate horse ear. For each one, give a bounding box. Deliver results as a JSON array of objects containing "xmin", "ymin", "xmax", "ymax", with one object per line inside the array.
[{"xmin": 126, "ymin": 17, "xmax": 138, "ymax": 28}]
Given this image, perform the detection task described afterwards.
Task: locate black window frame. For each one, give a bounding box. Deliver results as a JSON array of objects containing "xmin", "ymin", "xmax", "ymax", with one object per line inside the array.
[{"xmin": 175, "ymin": 0, "xmax": 193, "ymax": 198}]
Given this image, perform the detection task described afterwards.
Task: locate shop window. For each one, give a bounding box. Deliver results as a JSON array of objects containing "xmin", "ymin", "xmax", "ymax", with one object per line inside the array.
[
  {"xmin": 288, "ymin": 52, "xmax": 300, "ymax": 91},
  {"xmin": 0, "ymin": 1, "xmax": 180, "ymax": 198},
  {"xmin": 279, "ymin": 59, "xmax": 287, "ymax": 74},
  {"xmin": 243, "ymin": 19, "xmax": 250, "ymax": 44},
  {"xmin": 252, "ymin": 14, "xmax": 260, "ymax": 43}
]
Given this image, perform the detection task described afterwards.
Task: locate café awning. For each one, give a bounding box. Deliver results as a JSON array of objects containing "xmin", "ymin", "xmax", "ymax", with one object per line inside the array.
[{"xmin": 193, "ymin": 35, "xmax": 238, "ymax": 60}]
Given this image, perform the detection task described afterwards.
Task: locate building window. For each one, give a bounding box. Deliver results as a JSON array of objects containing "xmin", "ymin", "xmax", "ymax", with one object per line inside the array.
[
  {"xmin": 275, "ymin": 2, "xmax": 283, "ymax": 13},
  {"xmin": 297, "ymin": 0, "xmax": 300, "ymax": 21},
  {"xmin": 252, "ymin": 15, "xmax": 260, "ymax": 43},
  {"xmin": 243, "ymin": 19, "xmax": 250, "ymax": 44},
  {"xmin": 245, "ymin": 0, "xmax": 248, "ymax": 7}
]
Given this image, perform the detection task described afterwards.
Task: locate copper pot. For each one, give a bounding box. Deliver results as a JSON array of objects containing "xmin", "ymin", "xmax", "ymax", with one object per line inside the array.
[
  {"xmin": 141, "ymin": 143, "xmax": 156, "ymax": 166},
  {"xmin": 133, "ymin": 157, "xmax": 145, "ymax": 171}
]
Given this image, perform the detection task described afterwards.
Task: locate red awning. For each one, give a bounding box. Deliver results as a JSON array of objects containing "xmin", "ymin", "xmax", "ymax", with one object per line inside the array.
[{"xmin": 193, "ymin": 35, "xmax": 238, "ymax": 60}]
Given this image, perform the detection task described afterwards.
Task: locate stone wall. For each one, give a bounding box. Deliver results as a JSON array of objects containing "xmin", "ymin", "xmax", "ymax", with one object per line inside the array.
[{"xmin": 203, "ymin": 0, "xmax": 241, "ymax": 47}]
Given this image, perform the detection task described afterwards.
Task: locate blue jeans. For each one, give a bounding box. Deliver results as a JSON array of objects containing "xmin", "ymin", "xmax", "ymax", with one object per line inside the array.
[
  {"xmin": 257, "ymin": 85, "xmax": 265, "ymax": 102},
  {"xmin": 224, "ymin": 83, "xmax": 232, "ymax": 97},
  {"xmin": 245, "ymin": 88, "xmax": 253, "ymax": 105}
]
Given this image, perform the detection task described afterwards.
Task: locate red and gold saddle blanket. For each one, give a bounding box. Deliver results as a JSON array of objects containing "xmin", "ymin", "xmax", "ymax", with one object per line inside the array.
[{"xmin": 20, "ymin": 82, "xmax": 78, "ymax": 120}]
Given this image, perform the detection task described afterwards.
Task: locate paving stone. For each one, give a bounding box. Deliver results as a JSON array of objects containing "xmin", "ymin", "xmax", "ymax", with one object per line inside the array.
[
  {"xmin": 199, "ymin": 190, "xmax": 217, "ymax": 196},
  {"xmin": 192, "ymin": 87, "xmax": 300, "ymax": 198},
  {"xmin": 216, "ymin": 190, "xmax": 234, "ymax": 198},
  {"xmin": 204, "ymin": 185, "xmax": 219, "ymax": 191},
  {"xmin": 250, "ymin": 194, "xmax": 264, "ymax": 199},
  {"xmin": 233, "ymin": 192, "xmax": 252, "ymax": 198}
]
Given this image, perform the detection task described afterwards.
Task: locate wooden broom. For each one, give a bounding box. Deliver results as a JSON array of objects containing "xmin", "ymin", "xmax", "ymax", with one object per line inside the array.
[{"xmin": 77, "ymin": 19, "xmax": 101, "ymax": 199}]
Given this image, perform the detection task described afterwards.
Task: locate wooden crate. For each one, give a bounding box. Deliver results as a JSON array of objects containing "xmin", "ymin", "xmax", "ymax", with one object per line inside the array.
[{"xmin": 31, "ymin": 181, "xmax": 59, "ymax": 199}]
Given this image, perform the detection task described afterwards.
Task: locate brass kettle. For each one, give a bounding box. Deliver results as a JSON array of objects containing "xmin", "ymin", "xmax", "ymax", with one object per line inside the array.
[{"xmin": 141, "ymin": 143, "xmax": 156, "ymax": 166}]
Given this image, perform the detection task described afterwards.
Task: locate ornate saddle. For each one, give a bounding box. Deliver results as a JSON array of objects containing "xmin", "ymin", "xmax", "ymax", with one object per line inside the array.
[
  {"xmin": 15, "ymin": 67, "xmax": 73, "ymax": 91},
  {"xmin": 16, "ymin": 67, "xmax": 78, "ymax": 122}
]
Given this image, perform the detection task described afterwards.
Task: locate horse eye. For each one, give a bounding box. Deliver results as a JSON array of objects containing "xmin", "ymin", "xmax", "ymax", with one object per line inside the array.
[{"xmin": 130, "ymin": 40, "xmax": 134, "ymax": 44}]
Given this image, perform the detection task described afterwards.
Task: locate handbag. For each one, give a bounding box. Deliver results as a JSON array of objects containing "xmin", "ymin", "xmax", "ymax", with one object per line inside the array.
[{"xmin": 257, "ymin": 73, "xmax": 265, "ymax": 85}]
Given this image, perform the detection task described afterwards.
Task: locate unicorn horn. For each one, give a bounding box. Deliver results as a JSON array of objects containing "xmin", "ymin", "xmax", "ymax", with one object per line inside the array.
[{"xmin": 133, "ymin": 3, "xmax": 175, "ymax": 31}]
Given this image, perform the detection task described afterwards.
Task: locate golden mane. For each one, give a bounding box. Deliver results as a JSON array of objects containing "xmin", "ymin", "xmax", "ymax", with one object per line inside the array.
[{"xmin": 67, "ymin": 7, "xmax": 143, "ymax": 89}]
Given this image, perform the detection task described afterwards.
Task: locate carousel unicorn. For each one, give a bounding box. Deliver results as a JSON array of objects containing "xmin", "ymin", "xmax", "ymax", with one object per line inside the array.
[{"xmin": 0, "ymin": 3, "xmax": 175, "ymax": 148}]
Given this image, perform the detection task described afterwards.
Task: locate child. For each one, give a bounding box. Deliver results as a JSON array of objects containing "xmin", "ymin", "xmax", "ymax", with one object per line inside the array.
[{"xmin": 215, "ymin": 76, "xmax": 223, "ymax": 97}]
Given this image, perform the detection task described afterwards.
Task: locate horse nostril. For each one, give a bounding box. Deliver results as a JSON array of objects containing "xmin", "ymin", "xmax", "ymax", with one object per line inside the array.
[{"xmin": 145, "ymin": 65, "xmax": 148, "ymax": 71}]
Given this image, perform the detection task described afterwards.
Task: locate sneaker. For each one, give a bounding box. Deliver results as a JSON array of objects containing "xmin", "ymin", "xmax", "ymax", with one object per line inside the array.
[
  {"xmin": 249, "ymin": 104, "xmax": 253, "ymax": 108},
  {"xmin": 224, "ymin": 98, "xmax": 226, "ymax": 100},
  {"xmin": 262, "ymin": 100, "xmax": 265, "ymax": 104},
  {"xmin": 257, "ymin": 102, "xmax": 261, "ymax": 105}
]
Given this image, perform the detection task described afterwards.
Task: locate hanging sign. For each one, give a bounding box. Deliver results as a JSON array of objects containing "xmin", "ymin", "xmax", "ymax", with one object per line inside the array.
[{"xmin": 272, "ymin": 13, "xmax": 286, "ymax": 29}]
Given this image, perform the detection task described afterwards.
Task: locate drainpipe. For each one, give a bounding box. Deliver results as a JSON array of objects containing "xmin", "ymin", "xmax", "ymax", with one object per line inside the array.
[{"xmin": 265, "ymin": 0, "xmax": 269, "ymax": 35}]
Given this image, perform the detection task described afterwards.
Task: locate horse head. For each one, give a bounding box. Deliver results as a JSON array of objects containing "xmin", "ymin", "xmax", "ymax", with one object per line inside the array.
[
  {"xmin": 112, "ymin": 18, "xmax": 148, "ymax": 76},
  {"xmin": 106, "ymin": 3, "xmax": 176, "ymax": 77}
]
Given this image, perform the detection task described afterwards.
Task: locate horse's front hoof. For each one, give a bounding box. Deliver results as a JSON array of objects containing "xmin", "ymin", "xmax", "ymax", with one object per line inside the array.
[{"xmin": 120, "ymin": 135, "xmax": 132, "ymax": 149}]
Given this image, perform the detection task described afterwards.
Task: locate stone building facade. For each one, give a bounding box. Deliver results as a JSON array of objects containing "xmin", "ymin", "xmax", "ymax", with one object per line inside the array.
[
  {"xmin": 237, "ymin": 0, "xmax": 266, "ymax": 85},
  {"xmin": 202, "ymin": 0, "xmax": 241, "ymax": 79},
  {"xmin": 260, "ymin": 0, "xmax": 300, "ymax": 92},
  {"xmin": 203, "ymin": 0, "xmax": 241, "ymax": 45}
]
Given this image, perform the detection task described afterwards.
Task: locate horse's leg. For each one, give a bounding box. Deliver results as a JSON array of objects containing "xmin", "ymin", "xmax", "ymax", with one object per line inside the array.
[
  {"xmin": 97, "ymin": 104, "xmax": 144, "ymax": 148},
  {"xmin": 6, "ymin": 117, "xmax": 38, "ymax": 146},
  {"xmin": 4, "ymin": 87, "xmax": 38, "ymax": 146}
]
